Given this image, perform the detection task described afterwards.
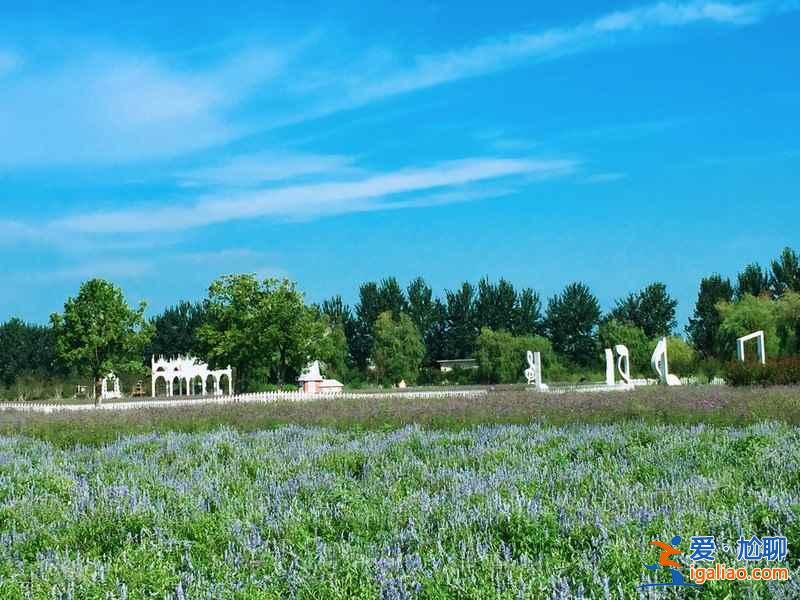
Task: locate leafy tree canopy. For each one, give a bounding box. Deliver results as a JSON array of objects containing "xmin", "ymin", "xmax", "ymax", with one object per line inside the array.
[
  {"xmin": 736, "ymin": 263, "xmax": 771, "ymax": 300},
  {"xmin": 716, "ymin": 294, "xmax": 780, "ymax": 360},
  {"xmin": 609, "ymin": 282, "xmax": 677, "ymax": 338},
  {"xmin": 371, "ymin": 311, "xmax": 425, "ymax": 385},
  {"xmin": 598, "ymin": 319, "xmax": 652, "ymax": 375},
  {"xmin": 475, "ymin": 327, "xmax": 555, "ymax": 384},
  {"xmin": 545, "ymin": 282, "xmax": 601, "ymax": 367},
  {"xmin": 197, "ymin": 275, "xmax": 326, "ymax": 389},
  {"xmin": 50, "ymin": 279, "xmax": 151, "ymax": 398},
  {"xmin": 686, "ymin": 274, "xmax": 733, "ymax": 358},
  {"xmin": 771, "ymin": 247, "xmax": 800, "ymax": 296}
]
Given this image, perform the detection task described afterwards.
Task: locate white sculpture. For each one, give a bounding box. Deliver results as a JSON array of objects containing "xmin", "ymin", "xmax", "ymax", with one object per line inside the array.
[
  {"xmin": 101, "ymin": 373, "xmax": 122, "ymax": 400},
  {"xmin": 151, "ymin": 355, "xmax": 233, "ymax": 397},
  {"xmin": 736, "ymin": 330, "xmax": 766, "ymax": 365},
  {"xmin": 615, "ymin": 344, "xmax": 632, "ymax": 385},
  {"xmin": 525, "ymin": 351, "xmax": 548, "ymax": 391},
  {"xmin": 298, "ymin": 360, "xmax": 344, "ymax": 394},
  {"xmin": 651, "ymin": 337, "xmax": 681, "ymax": 386},
  {"xmin": 604, "ymin": 348, "xmax": 615, "ymax": 386},
  {"xmin": 604, "ymin": 345, "xmax": 633, "ymax": 387}
]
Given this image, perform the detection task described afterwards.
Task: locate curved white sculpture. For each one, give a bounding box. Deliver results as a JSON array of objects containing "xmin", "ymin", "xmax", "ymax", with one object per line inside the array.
[
  {"xmin": 604, "ymin": 348, "xmax": 615, "ymax": 385},
  {"xmin": 736, "ymin": 330, "xmax": 766, "ymax": 365},
  {"xmin": 151, "ymin": 355, "xmax": 233, "ymax": 397},
  {"xmin": 605, "ymin": 345, "xmax": 633, "ymax": 387},
  {"xmin": 651, "ymin": 337, "xmax": 681, "ymax": 386},
  {"xmin": 524, "ymin": 351, "xmax": 548, "ymax": 391},
  {"xmin": 614, "ymin": 344, "xmax": 632, "ymax": 385}
]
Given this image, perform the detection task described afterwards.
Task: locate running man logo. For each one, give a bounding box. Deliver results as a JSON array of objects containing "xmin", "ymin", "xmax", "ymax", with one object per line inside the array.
[{"xmin": 640, "ymin": 535, "xmax": 702, "ymax": 589}]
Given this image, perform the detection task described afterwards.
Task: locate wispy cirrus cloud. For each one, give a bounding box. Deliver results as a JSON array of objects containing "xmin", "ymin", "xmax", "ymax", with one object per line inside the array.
[
  {"xmin": 1, "ymin": 1, "xmax": 791, "ymax": 168},
  {"xmin": 51, "ymin": 157, "xmax": 576, "ymax": 233},
  {"xmin": 298, "ymin": 1, "xmax": 783, "ymax": 115},
  {"xmin": 178, "ymin": 151, "xmax": 358, "ymax": 187}
]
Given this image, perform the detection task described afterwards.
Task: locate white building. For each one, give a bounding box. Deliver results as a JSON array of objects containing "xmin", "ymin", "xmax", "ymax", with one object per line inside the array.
[{"xmin": 151, "ymin": 355, "xmax": 233, "ymax": 397}]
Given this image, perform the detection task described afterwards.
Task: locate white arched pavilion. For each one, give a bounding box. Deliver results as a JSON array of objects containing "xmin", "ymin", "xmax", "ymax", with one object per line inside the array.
[{"xmin": 151, "ymin": 355, "xmax": 233, "ymax": 398}]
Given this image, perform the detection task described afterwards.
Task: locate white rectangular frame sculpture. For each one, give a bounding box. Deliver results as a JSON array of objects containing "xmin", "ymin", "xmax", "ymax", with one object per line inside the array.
[{"xmin": 736, "ymin": 330, "xmax": 766, "ymax": 365}]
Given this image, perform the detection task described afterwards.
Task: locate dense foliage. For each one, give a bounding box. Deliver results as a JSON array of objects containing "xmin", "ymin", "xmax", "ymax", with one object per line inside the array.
[
  {"xmin": 49, "ymin": 279, "xmax": 152, "ymax": 399},
  {"xmin": 197, "ymin": 275, "xmax": 328, "ymax": 390},
  {"xmin": 725, "ymin": 357, "xmax": 800, "ymax": 387},
  {"xmin": 0, "ymin": 423, "xmax": 797, "ymax": 598},
  {"xmin": 2, "ymin": 246, "xmax": 800, "ymax": 393},
  {"xmin": 0, "ymin": 318, "xmax": 56, "ymax": 386},
  {"xmin": 370, "ymin": 312, "xmax": 425, "ymax": 385}
]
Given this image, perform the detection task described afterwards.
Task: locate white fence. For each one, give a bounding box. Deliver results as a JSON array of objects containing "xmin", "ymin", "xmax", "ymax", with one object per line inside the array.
[{"xmin": 0, "ymin": 388, "xmax": 488, "ymax": 414}]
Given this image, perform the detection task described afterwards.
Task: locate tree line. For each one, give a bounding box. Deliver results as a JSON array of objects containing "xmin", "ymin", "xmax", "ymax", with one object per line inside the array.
[{"xmin": 1, "ymin": 246, "xmax": 798, "ymax": 396}]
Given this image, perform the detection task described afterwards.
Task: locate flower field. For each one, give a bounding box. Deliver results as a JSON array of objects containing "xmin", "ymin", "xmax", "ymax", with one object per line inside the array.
[{"xmin": 1, "ymin": 422, "xmax": 798, "ymax": 598}]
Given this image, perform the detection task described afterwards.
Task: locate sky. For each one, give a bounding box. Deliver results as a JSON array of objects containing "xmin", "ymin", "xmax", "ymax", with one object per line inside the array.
[{"xmin": 1, "ymin": 0, "xmax": 798, "ymax": 329}]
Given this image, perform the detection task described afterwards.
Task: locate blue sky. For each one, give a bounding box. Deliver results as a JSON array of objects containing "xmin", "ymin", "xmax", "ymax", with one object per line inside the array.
[{"xmin": 1, "ymin": 0, "xmax": 798, "ymax": 329}]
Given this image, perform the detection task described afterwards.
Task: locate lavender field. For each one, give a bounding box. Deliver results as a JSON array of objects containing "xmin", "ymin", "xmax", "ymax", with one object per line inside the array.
[{"xmin": 0, "ymin": 422, "xmax": 797, "ymax": 599}]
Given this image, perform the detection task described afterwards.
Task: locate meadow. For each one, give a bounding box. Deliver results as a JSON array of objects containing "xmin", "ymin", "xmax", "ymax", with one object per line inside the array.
[
  {"xmin": 2, "ymin": 386, "xmax": 800, "ymax": 446},
  {"xmin": 0, "ymin": 420, "xmax": 798, "ymax": 598}
]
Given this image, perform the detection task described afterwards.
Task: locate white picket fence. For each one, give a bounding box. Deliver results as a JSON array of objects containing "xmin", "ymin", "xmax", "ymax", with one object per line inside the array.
[{"xmin": 0, "ymin": 388, "xmax": 488, "ymax": 414}]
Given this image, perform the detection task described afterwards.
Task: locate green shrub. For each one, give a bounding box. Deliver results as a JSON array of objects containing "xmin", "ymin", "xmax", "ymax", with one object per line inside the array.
[{"xmin": 724, "ymin": 357, "xmax": 800, "ymax": 386}]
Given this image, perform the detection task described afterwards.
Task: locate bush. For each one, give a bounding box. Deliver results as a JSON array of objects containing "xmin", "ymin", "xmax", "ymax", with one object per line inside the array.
[
  {"xmin": 475, "ymin": 328, "xmax": 558, "ymax": 384},
  {"xmin": 724, "ymin": 357, "xmax": 800, "ymax": 386},
  {"xmin": 665, "ymin": 336, "xmax": 696, "ymax": 378}
]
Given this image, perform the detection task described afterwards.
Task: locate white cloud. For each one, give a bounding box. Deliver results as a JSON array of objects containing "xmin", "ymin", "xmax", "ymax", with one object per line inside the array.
[
  {"xmin": 309, "ymin": 1, "xmax": 776, "ymax": 111},
  {"xmin": 52, "ymin": 157, "xmax": 577, "ymax": 233},
  {"xmin": 178, "ymin": 152, "xmax": 357, "ymax": 187},
  {"xmin": 0, "ymin": 49, "xmax": 284, "ymax": 165}
]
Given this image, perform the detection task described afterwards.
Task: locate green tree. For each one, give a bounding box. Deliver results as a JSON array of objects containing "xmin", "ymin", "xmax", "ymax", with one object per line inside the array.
[
  {"xmin": 351, "ymin": 282, "xmax": 381, "ymax": 369},
  {"xmin": 597, "ymin": 319, "xmax": 652, "ymax": 375},
  {"xmin": 371, "ymin": 311, "xmax": 425, "ymax": 385},
  {"xmin": 406, "ymin": 277, "xmax": 439, "ymax": 365},
  {"xmin": 513, "ymin": 287, "xmax": 543, "ymax": 336},
  {"xmin": 475, "ymin": 277, "xmax": 517, "ymax": 332},
  {"xmin": 50, "ymin": 279, "xmax": 151, "ymax": 400},
  {"xmin": 545, "ymin": 282, "xmax": 601, "ymax": 367},
  {"xmin": 377, "ymin": 277, "xmax": 408, "ymax": 317},
  {"xmin": 146, "ymin": 300, "xmax": 209, "ymax": 360},
  {"xmin": 776, "ymin": 291, "xmax": 800, "ymax": 355},
  {"xmin": 320, "ymin": 295, "xmax": 356, "ymax": 369},
  {"xmin": 770, "ymin": 247, "xmax": 800, "ymax": 296},
  {"xmin": 716, "ymin": 294, "xmax": 780, "ymax": 360},
  {"xmin": 444, "ymin": 282, "xmax": 477, "ymax": 359},
  {"xmin": 0, "ymin": 319, "xmax": 56, "ymax": 386},
  {"xmin": 665, "ymin": 336, "xmax": 696, "ymax": 377},
  {"xmin": 609, "ymin": 282, "xmax": 677, "ymax": 338},
  {"xmin": 686, "ymin": 274, "xmax": 734, "ymax": 358},
  {"xmin": 197, "ymin": 275, "xmax": 325, "ymax": 389},
  {"xmin": 736, "ymin": 263, "xmax": 771, "ymax": 299},
  {"xmin": 316, "ymin": 319, "xmax": 350, "ymax": 382},
  {"xmin": 475, "ymin": 327, "xmax": 555, "ymax": 384}
]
